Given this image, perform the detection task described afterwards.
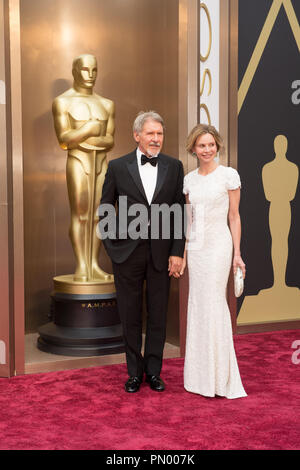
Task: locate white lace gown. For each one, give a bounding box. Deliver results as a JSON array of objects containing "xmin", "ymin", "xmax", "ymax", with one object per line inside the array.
[{"xmin": 183, "ymin": 165, "xmax": 247, "ymax": 399}]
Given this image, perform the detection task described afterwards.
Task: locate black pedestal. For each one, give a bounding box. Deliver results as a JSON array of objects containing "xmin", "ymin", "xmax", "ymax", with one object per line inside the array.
[{"xmin": 37, "ymin": 292, "xmax": 125, "ymax": 356}]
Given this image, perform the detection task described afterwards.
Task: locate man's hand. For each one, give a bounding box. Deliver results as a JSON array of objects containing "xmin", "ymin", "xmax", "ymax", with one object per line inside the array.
[{"xmin": 168, "ymin": 256, "xmax": 184, "ymax": 278}]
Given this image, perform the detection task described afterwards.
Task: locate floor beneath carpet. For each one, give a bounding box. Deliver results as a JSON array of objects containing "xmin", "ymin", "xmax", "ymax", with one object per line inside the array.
[{"xmin": 25, "ymin": 333, "xmax": 180, "ymax": 374}]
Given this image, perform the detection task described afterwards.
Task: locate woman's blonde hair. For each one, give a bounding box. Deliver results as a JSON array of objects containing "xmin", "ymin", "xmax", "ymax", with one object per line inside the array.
[{"xmin": 186, "ymin": 124, "xmax": 224, "ymax": 154}]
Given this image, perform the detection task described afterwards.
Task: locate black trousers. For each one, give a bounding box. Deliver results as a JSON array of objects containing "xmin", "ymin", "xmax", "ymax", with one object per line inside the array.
[{"xmin": 112, "ymin": 240, "xmax": 171, "ymax": 378}]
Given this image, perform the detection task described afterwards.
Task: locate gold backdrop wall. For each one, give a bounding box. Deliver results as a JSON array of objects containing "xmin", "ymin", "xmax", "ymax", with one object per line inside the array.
[{"xmin": 20, "ymin": 0, "xmax": 179, "ymax": 333}]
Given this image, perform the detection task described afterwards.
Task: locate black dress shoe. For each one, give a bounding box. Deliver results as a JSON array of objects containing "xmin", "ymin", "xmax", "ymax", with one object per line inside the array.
[
  {"xmin": 125, "ymin": 376, "xmax": 142, "ymax": 393},
  {"xmin": 146, "ymin": 375, "xmax": 165, "ymax": 392}
]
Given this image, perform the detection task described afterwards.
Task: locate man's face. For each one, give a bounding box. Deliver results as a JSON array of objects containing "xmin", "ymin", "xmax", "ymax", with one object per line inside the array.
[
  {"xmin": 73, "ymin": 56, "xmax": 97, "ymax": 89},
  {"xmin": 134, "ymin": 119, "xmax": 164, "ymax": 157}
]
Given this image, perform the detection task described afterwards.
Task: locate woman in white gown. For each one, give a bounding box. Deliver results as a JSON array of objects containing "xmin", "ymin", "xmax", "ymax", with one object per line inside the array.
[{"xmin": 182, "ymin": 124, "xmax": 247, "ymax": 399}]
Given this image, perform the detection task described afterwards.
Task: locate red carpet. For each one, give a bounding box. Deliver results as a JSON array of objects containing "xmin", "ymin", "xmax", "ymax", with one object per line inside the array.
[{"xmin": 0, "ymin": 329, "xmax": 299, "ymax": 450}]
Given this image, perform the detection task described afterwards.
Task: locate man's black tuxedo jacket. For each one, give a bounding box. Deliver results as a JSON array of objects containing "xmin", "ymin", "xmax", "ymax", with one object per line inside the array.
[{"xmin": 99, "ymin": 150, "xmax": 185, "ymax": 271}]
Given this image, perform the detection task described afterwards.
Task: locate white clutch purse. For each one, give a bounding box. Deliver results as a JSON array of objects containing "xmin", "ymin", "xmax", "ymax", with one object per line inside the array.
[{"xmin": 234, "ymin": 267, "xmax": 244, "ymax": 297}]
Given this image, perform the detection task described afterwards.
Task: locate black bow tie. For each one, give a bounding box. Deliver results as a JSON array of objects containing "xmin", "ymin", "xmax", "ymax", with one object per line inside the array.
[{"xmin": 141, "ymin": 154, "xmax": 158, "ymax": 167}]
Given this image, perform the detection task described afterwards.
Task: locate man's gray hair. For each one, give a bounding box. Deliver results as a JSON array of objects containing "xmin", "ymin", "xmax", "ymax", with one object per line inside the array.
[{"xmin": 133, "ymin": 111, "xmax": 165, "ymax": 134}]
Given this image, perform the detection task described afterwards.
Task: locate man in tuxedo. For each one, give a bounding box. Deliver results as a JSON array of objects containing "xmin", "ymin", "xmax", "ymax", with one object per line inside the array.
[{"xmin": 99, "ymin": 111, "xmax": 185, "ymax": 392}]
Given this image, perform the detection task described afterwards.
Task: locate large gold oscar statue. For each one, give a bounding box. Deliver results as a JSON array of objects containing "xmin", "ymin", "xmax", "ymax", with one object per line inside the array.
[
  {"xmin": 52, "ymin": 53, "xmax": 114, "ymax": 294},
  {"xmin": 37, "ymin": 55, "xmax": 124, "ymax": 356},
  {"xmin": 238, "ymin": 135, "xmax": 300, "ymax": 325}
]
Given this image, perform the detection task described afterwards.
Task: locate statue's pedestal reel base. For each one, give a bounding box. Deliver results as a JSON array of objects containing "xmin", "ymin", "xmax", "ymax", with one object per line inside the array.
[{"xmin": 37, "ymin": 276, "xmax": 124, "ymax": 357}]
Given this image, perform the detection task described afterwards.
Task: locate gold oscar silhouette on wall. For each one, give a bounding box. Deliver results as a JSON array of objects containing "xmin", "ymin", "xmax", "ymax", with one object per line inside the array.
[
  {"xmin": 238, "ymin": 135, "xmax": 300, "ymax": 325},
  {"xmin": 52, "ymin": 53, "xmax": 115, "ymax": 293}
]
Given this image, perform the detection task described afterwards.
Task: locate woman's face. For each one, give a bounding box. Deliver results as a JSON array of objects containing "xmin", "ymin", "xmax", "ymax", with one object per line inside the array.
[{"xmin": 193, "ymin": 133, "xmax": 218, "ymax": 164}]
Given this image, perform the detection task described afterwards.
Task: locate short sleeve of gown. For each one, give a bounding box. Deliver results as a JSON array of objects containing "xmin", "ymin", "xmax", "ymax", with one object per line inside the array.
[
  {"xmin": 183, "ymin": 174, "xmax": 189, "ymax": 195},
  {"xmin": 226, "ymin": 167, "xmax": 241, "ymax": 190}
]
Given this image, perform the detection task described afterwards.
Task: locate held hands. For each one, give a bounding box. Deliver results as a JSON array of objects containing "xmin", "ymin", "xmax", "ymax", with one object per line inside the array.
[
  {"xmin": 233, "ymin": 254, "xmax": 246, "ymax": 279},
  {"xmin": 168, "ymin": 256, "xmax": 185, "ymax": 278}
]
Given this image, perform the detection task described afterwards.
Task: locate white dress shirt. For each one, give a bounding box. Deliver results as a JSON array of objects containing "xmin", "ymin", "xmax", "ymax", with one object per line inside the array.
[{"xmin": 136, "ymin": 148, "xmax": 158, "ymax": 205}]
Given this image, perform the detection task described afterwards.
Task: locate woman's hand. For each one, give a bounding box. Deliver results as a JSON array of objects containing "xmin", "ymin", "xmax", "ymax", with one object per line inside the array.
[
  {"xmin": 180, "ymin": 255, "xmax": 186, "ymax": 276},
  {"xmin": 233, "ymin": 254, "xmax": 246, "ymax": 278}
]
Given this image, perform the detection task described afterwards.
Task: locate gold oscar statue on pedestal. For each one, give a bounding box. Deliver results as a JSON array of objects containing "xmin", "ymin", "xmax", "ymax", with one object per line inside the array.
[
  {"xmin": 37, "ymin": 55, "xmax": 124, "ymax": 356},
  {"xmin": 52, "ymin": 53, "xmax": 115, "ymax": 294},
  {"xmin": 238, "ymin": 135, "xmax": 300, "ymax": 325}
]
